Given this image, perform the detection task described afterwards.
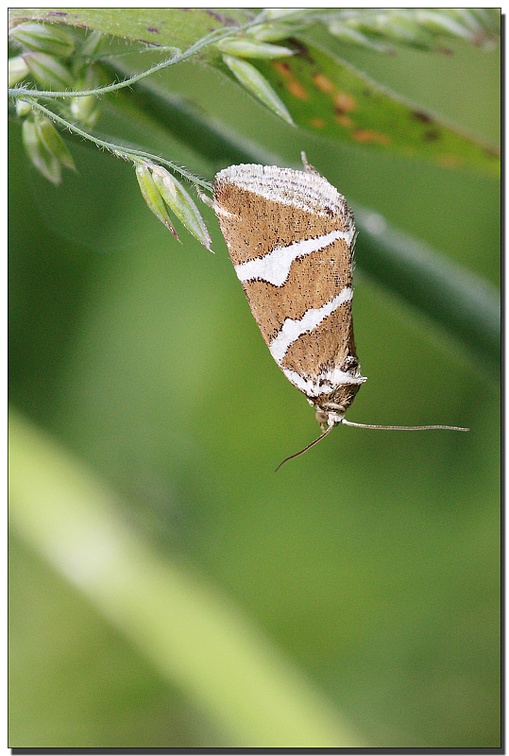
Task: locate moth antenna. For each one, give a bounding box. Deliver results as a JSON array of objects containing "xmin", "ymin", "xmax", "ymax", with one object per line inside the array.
[
  {"xmin": 275, "ymin": 424, "xmax": 334, "ymax": 472},
  {"xmin": 342, "ymin": 419, "xmax": 470, "ymax": 432}
]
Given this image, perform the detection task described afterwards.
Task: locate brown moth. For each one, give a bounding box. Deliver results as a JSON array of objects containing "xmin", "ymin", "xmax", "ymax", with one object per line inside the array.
[{"xmin": 212, "ymin": 156, "xmax": 468, "ymax": 467}]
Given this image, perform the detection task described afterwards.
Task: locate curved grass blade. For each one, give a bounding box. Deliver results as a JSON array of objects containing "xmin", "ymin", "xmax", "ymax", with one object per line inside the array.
[{"xmin": 255, "ymin": 40, "xmax": 499, "ymax": 177}]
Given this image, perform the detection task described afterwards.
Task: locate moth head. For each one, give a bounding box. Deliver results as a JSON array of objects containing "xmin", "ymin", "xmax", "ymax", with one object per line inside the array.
[{"xmin": 315, "ymin": 407, "xmax": 344, "ymax": 432}]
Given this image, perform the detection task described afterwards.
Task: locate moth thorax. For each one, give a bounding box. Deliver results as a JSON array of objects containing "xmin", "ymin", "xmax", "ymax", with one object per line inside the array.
[{"xmin": 322, "ymin": 382, "xmax": 361, "ymax": 415}]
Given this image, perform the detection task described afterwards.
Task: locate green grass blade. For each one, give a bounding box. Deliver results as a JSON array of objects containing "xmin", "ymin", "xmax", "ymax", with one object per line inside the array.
[
  {"xmin": 354, "ymin": 207, "xmax": 500, "ymax": 378},
  {"xmin": 9, "ymin": 7, "xmax": 251, "ymax": 49},
  {"xmin": 255, "ymin": 40, "xmax": 499, "ymax": 177},
  {"xmin": 9, "ymin": 409, "xmax": 365, "ymax": 748}
]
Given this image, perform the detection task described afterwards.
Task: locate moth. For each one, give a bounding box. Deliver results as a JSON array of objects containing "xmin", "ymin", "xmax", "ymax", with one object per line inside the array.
[{"xmin": 212, "ymin": 155, "xmax": 468, "ymax": 467}]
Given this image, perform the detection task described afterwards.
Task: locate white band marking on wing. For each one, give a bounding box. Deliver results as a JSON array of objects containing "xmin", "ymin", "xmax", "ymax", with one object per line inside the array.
[
  {"xmin": 269, "ymin": 287, "xmax": 353, "ymax": 364},
  {"xmin": 281, "ymin": 367, "xmax": 367, "ymax": 397},
  {"xmin": 234, "ymin": 229, "xmax": 354, "ymax": 287}
]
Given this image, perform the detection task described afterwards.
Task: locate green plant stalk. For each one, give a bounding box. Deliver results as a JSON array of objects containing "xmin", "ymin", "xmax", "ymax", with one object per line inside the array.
[
  {"xmin": 354, "ymin": 207, "xmax": 500, "ymax": 377},
  {"xmin": 100, "ymin": 60, "xmax": 285, "ymax": 171},
  {"xmin": 16, "ymin": 98, "xmax": 212, "ymax": 191},
  {"xmin": 107, "ymin": 66, "xmax": 500, "ymax": 377},
  {"xmin": 9, "ymin": 409, "xmax": 365, "ymax": 748},
  {"xmin": 8, "ymin": 17, "xmax": 265, "ymax": 101}
]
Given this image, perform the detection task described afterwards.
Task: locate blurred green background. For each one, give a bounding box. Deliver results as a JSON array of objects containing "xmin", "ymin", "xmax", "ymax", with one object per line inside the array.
[{"xmin": 9, "ymin": 24, "xmax": 499, "ymax": 748}]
